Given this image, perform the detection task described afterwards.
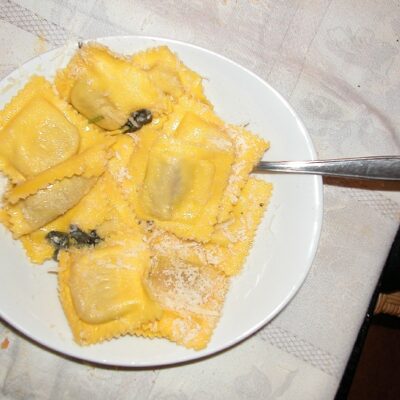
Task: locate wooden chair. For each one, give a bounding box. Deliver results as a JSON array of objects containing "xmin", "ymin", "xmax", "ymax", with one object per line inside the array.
[{"xmin": 374, "ymin": 292, "xmax": 400, "ymax": 317}]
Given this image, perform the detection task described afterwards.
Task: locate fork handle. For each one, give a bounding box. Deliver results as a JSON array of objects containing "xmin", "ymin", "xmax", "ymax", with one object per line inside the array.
[{"xmin": 254, "ymin": 156, "xmax": 400, "ymax": 180}]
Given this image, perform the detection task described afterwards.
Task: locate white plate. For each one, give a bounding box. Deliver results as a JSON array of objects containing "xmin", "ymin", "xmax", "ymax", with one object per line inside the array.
[{"xmin": 0, "ymin": 36, "xmax": 323, "ymax": 367}]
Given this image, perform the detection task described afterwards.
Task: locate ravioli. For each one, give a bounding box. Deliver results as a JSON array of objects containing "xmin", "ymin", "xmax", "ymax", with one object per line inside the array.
[
  {"xmin": 127, "ymin": 102, "xmax": 237, "ymax": 241},
  {"xmin": 0, "ymin": 44, "xmax": 273, "ymax": 350},
  {"xmin": 207, "ymin": 178, "xmax": 273, "ymax": 275},
  {"xmin": 127, "ymin": 96, "xmax": 266, "ymax": 241},
  {"xmin": 0, "ymin": 76, "xmax": 106, "ymax": 183},
  {"xmin": 6, "ymin": 176, "xmax": 96, "ymax": 237},
  {"xmin": 162, "ymin": 96, "xmax": 269, "ymax": 222},
  {"xmin": 55, "ymin": 43, "xmax": 170, "ymax": 131},
  {"xmin": 59, "ymin": 233, "xmax": 162, "ymax": 345},
  {"xmin": 132, "ymin": 46, "xmax": 207, "ymax": 102},
  {"xmin": 136, "ymin": 134, "xmax": 233, "ymax": 241},
  {"xmin": 136, "ymin": 255, "xmax": 228, "ymax": 350},
  {"xmin": 219, "ymin": 125, "xmax": 269, "ymax": 222}
]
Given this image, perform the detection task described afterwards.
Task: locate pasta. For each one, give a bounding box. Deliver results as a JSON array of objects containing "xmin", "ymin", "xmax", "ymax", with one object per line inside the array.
[
  {"xmin": 0, "ymin": 76, "xmax": 106, "ymax": 183},
  {"xmin": 0, "ymin": 42, "xmax": 273, "ymax": 350},
  {"xmin": 55, "ymin": 43, "xmax": 170, "ymax": 131}
]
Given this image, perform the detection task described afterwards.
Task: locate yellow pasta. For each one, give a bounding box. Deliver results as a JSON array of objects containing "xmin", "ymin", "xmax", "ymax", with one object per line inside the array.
[
  {"xmin": 127, "ymin": 99, "xmax": 236, "ymax": 241},
  {"xmin": 57, "ymin": 175, "xmax": 162, "ymax": 345},
  {"xmin": 55, "ymin": 43, "xmax": 170, "ymax": 131},
  {"xmin": 19, "ymin": 175, "xmax": 111, "ymax": 264},
  {"xmin": 136, "ymin": 256, "xmax": 228, "ymax": 350},
  {"xmin": 0, "ymin": 44, "xmax": 273, "ymax": 350},
  {"xmin": 134, "ymin": 134, "xmax": 234, "ymax": 241},
  {"xmin": 218, "ymin": 126, "xmax": 269, "ymax": 222},
  {"xmin": 6, "ymin": 176, "xmax": 97, "ymax": 238},
  {"xmin": 18, "ymin": 158, "xmax": 135, "ymax": 264},
  {"xmin": 144, "ymin": 178, "xmax": 272, "ymax": 274},
  {"xmin": 106, "ymin": 134, "xmax": 138, "ymax": 195},
  {"xmin": 208, "ymin": 178, "xmax": 273, "ymax": 275},
  {"xmin": 0, "ymin": 76, "xmax": 106, "ymax": 183},
  {"xmin": 132, "ymin": 178, "xmax": 271, "ymax": 348},
  {"xmin": 132, "ymin": 46, "xmax": 207, "ymax": 102},
  {"xmin": 59, "ymin": 233, "xmax": 162, "ymax": 345},
  {"xmin": 157, "ymin": 96, "xmax": 269, "ymax": 222}
]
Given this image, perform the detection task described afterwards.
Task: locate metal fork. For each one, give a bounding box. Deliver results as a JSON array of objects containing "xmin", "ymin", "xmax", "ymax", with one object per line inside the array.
[{"xmin": 253, "ymin": 156, "xmax": 400, "ymax": 181}]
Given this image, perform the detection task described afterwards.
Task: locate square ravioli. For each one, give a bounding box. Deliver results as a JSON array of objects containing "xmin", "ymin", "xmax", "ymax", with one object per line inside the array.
[
  {"xmin": 59, "ymin": 232, "xmax": 162, "ymax": 345},
  {"xmin": 137, "ymin": 258, "xmax": 228, "ymax": 350},
  {"xmin": 132, "ymin": 46, "xmax": 207, "ymax": 103},
  {"xmin": 135, "ymin": 134, "xmax": 234, "ymax": 241},
  {"xmin": 6, "ymin": 176, "xmax": 97, "ymax": 238},
  {"xmin": 161, "ymin": 96, "xmax": 269, "ymax": 223},
  {"xmin": 126, "ymin": 96, "xmax": 267, "ymax": 241},
  {"xmin": 0, "ymin": 76, "xmax": 106, "ymax": 183},
  {"xmin": 55, "ymin": 43, "xmax": 171, "ymax": 132}
]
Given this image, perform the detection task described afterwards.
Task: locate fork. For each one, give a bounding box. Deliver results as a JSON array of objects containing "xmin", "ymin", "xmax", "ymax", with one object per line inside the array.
[{"xmin": 253, "ymin": 156, "xmax": 400, "ymax": 180}]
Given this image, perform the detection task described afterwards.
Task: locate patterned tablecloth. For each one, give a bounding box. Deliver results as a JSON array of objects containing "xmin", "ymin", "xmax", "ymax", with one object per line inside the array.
[{"xmin": 0, "ymin": 1, "xmax": 399, "ymax": 399}]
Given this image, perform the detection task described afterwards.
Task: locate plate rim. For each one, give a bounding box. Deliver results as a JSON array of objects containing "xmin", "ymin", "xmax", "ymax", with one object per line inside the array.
[{"xmin": 0, "ymin": 35, "xmax": 323, "ymax": 367}]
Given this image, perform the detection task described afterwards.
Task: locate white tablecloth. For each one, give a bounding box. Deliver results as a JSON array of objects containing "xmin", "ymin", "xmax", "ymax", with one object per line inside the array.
[{"xmin": 0, "ymin": 1, "xmax": 399, "ymax": 399}]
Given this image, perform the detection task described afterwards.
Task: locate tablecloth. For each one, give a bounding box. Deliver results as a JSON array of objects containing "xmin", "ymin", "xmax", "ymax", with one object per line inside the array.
[{"xmin": 0, "ymin": 1, "xmax": 399, "ymax": 399}]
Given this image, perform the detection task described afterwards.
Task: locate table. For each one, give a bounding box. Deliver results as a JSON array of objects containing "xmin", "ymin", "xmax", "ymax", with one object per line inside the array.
[{"xmin": 0, "ymin": 1, "xmax": 399, "ymax": 399}]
